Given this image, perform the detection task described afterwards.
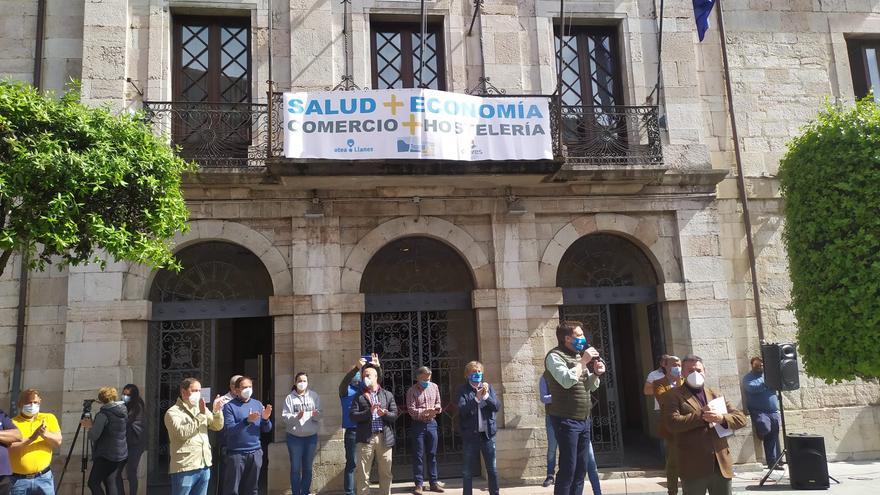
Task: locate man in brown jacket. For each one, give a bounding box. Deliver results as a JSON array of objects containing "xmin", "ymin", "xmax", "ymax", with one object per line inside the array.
[
  {"xmin": 653, "ymin": 355, "xmax": 683, "ymax": 495},
  {"xmin": 662, "ymin": 354, "xmax": 747, "ymax": 495}
]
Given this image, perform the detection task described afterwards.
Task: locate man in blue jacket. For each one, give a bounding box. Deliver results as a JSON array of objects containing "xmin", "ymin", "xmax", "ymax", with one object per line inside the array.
[
  {"xmin": 222, "ymin": 376, "xmax": 273, "ymax": 495},
  {"xmin": 338, "ymin": 354, "xmax": 380, "ymax": 495},
  {"xmin": 742, "ymin": 357, "xmax": 782, "ymax": 469},
  {"xmin": 456, "ymin": 361, "xmax": 500, "ymax": 495}
]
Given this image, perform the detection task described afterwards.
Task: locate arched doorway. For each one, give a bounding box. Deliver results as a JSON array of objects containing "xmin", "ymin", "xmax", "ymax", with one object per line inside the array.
[
  {"xmin": 360, "ymin": 236, "xmax": 479, "ymax": 480},
  {"xmin": 147, "ymin": 241, "xmax": 274, "ymax": 493},
  {"xmin": 557, "ymin": 233, "xmax": 663, "ymax": 468}
]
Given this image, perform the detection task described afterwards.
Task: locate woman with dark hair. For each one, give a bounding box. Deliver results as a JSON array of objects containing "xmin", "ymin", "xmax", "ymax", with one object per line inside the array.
[
  {"xmin": 115, "ymin": 384, "xmax": 146, "ymax": 495},
  {"xmin": 82, "ymin": 387, "xmax": 127, "ymax": 495}
]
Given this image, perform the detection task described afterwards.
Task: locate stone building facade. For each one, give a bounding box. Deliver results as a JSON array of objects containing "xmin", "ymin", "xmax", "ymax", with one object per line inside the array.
[{"xmin": 2, "ymin": 0, "xmax": 880, "ymax": 493}]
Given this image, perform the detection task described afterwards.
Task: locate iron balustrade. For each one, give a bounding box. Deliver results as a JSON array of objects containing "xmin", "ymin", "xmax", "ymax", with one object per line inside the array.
[
  {"xmin": 559, "ymin": 104, "xmax": 662, "ymax": 166},
  {"xmin": 143, "ymin": 101, "xmax": 270, "ymax": 169},
  {"xmin": 144, "ymin": 97, "xmax": 661, "ymax": 169}
]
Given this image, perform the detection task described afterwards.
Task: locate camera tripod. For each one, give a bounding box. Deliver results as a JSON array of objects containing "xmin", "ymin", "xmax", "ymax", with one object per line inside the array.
[{"xmin": 56, "ymin": 399, "xmax": 94, "ymax": 495}]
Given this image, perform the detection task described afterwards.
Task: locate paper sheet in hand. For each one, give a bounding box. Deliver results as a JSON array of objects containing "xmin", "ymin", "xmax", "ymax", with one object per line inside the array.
[
  {"xmin": 298, "ymin": 410, "xmax": 312, "ymax": 426},
  {"xmin": 708, "ymin": 396, "xmax": 733, "ymax": 438},
  {"xmin": 200, "ymin": 388, "xmax": 211, "ymax": 403}
]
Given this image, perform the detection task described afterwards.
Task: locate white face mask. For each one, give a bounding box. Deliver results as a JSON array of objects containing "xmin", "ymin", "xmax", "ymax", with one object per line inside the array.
[
  {"xmin": 188, "ymin": 391, "xmax": 200, "ymax": 406},
  {"xmin": 240, "ymin": 387, "xmax": 254, "ymax": 400},
  {"xmin": 363, "ymin": 377, "xmax": 373, "ymax": 388},
  {"xmin": 686, "ymin": 371, "xmax": 705, "ymax": 389},
  {"xmin": 296, "ymin": 382, "xmax": 308, "ymax": 392},
  {"xmin": 21, "ymin": 404, "xmax": 39, "ymax": 417}
]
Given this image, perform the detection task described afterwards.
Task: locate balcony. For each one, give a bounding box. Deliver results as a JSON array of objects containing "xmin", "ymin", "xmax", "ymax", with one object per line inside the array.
[
  {"xmin": 559, "ymin": 105, "xmax": 661, "ymax": 167},
  {"xmin": 142, "ymin": 97, "xmax": 662, "ymax": 173},
  {"xmin": 142, "ymin": 101, "xmax": 271, "ymax": 170}
]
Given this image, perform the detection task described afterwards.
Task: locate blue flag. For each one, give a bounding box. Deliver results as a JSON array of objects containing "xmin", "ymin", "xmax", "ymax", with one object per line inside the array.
[{"xmin": 693, "ymin": 0, "xmax": 716, "ymax": 42}]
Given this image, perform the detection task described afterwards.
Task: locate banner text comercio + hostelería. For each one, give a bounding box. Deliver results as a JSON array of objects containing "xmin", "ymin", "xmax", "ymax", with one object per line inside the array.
[{"xmin": 282, "ymin": 89, "xmax": 553, "ymax": 161}]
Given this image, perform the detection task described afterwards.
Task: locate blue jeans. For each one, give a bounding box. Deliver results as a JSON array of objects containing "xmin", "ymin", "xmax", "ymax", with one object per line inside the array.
[
  {"xmin": 752, "ymin": 412, "xmax": 782, "ymax": 467},
  {"xmin": 411, "ymin": 420, "xmax": 439, "ymax": 486},
  {"xmin": 585, "ymin": 418, "xmax": 601, "ymax": 495},
  {"xmin": 11, "ymin": 470, "xmax": 55, "ymax": 495},
  {"xmin": 550, "ymin": 415, "xmax": 602, "ymax": 495},
  {"xmin": 461, "ymin": 433, "xmax": 499, "ymax": 495},
  {"xmin": 344, "ymin": 428, "xmax": 357, "ymax": 495},
  {"xmin": 170, "ymin": 467, "xmax": 210, "ymax": 495},
  {"xmin": 286, "ymin": 434, "xmax": 318, "ymax": 495},
  {"xmin": 546, "ymin": 414, "xmax": 558, "ymax": 477}
]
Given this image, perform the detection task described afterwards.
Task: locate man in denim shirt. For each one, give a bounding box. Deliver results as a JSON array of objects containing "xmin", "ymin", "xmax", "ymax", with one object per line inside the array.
[{"xmin": 742, "ymin": 357, "xmax": 782, "ymax": 469}]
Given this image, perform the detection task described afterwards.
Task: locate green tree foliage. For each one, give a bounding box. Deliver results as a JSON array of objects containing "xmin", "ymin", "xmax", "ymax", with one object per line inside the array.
[
  {"xmin": 0, "ymin": 80, "xmax": 191, "ymax": 277},
  {"xmin": 779, "ymin": 97, "xmax": 880, "ymax": 382}
]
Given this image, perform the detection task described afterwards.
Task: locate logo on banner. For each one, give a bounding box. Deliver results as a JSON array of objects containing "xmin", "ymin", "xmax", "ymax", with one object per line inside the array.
[
  {"xmin": 396, "ymin": 138, "xmax": 435, "ymax": 155},
  {"xmin": 334, "ymin": 138, "xmax": 373, "ymax": 154}
]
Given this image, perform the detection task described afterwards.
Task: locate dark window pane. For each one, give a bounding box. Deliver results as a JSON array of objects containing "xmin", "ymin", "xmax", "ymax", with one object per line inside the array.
[
  {"xmin": 174, "ymin": 18, "xmax": 250, "ymax": 103},
  {"xmin": 372, "ymin": 23, "xmax": 445, "ymax": 90}
]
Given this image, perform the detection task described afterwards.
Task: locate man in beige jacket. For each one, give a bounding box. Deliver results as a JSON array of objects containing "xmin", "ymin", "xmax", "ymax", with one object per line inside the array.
[{"xmin": 164, "ymin": 377, "xmax": 224, "ymax": 495}]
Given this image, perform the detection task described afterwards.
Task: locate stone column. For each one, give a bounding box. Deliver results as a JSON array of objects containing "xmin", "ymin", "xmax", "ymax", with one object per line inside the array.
[
  {"xmin": 487, "ymin": 211, "xmax": 551, "ymax": 482},
  {"xmin": 81, "ymin": 0, "xmax": 128, "ymax": 110},
  {"xmin": 675, "ymin": 206, "xmax": 752, "ymax": 457},
  {"xmin": 60, "ymin": 261, "xmax": 150, "ymax": 492}
]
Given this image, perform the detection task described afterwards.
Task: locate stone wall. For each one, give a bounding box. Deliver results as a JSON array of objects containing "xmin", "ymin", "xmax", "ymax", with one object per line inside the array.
[{"xmin": 1, "ymin": 0, "xmax": 880, "ymax": 492}]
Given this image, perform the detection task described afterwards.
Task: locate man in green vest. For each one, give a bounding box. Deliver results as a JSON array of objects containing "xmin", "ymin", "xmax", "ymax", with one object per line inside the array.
[{"xmin": 543, "ymin": 320, "xmax": 606, "ymax": 495}]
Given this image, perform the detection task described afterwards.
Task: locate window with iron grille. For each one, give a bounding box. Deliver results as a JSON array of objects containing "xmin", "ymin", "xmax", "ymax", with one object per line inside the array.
[
  {"xmin": 555, "ymin": 26, "xmax": 622, "ymax": 108},
  {"xmin": 847, "ymin": 39, "xmax": 880, "ymax": 103},
  {"xmin": 170, "ymin": 16, "xmax": 253, "ymax": 166},
  {"xmin": 555, "ymin": 26, "xmax": 633, "ymax": 162},
  {"xmin": 371, "ymin": 22, "xmax": 446, "ymax": 90},
  {"xmin": 173, "ymin": 16, "xmax": 251, "ymax": 103}
]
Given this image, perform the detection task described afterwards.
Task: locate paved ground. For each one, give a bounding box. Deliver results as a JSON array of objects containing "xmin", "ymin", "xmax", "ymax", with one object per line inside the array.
[{"xmin": 372, "ymin": 461, "xmax": 880, "ymax": 494}]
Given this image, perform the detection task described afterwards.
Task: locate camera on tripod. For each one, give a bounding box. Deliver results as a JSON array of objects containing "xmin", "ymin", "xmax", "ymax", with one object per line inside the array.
[
  {"xmin": 57, "ymin": 398, "xmax": 98, "ymax": 493},
  {"xmin": 81, "ymin": 399, "xmax": 95, "ymax": 419}
]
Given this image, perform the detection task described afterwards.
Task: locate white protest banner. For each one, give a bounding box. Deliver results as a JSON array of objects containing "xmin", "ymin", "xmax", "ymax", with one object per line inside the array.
[{"xmin": 282, "ymin": 88, "xmax": 552, "ymax": 161}]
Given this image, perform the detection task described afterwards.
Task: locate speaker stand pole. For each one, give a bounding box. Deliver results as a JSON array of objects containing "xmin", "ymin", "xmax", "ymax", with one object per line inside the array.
[{"xmin": 759, "ymin": 390, "xmax": 787, "ymax": 487}]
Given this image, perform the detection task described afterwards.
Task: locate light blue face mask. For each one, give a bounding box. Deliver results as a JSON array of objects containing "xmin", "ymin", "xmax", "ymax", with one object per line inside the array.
[
  {"xmin": 469, "ymin": 372, "xmax": 483, "ymax": 383},
  {"xmin": 420, "ymin": 380, "xmax": 430, "ymax": 389},
  {"xmin": 572, "ymin": 336, "xmax": 587, "ymax": 352},
  {"xmin": 351, "ymin": 372, "xmax": 361, "ymax": 387}
]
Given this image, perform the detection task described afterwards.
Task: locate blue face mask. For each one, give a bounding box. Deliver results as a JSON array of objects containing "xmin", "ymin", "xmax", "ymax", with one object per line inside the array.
[
  {"xmin": 420, "ymin": 380, "xmax": 430, "ymax": 389},
  {"xmin": 469, "ymin": 372, "xmax": 483, "ymax": 383},
  {"xmin": 351, "ymin": 372, "xmax": 361, "ymax": 387},
  {"xmin": 572, "ymin": 336, "xmax": 587, "ymax": 352},
  {"xmin": 670, "ymin": 366, "xmax": 682, "ymax": 377}
]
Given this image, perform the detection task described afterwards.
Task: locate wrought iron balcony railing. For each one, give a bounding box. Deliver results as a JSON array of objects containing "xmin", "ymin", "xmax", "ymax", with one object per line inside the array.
[
  {"xmin": 143, "ymin": 101, "xmax": 270, "ymax": 169},
  {"xmin": 143, "ymin": 98, "xmax": 661, "ymax": 170},
  {"xmin": 559, "ymin": 105, "xmax": 662, "ymax": 166}
]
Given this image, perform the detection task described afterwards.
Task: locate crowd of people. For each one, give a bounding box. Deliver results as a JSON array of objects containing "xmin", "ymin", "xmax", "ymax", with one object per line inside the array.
[
  {"xmin": 0, "ymin": 322, "xmax": 780, "ymax": 495},
  {"xmin": 638, "ymin": 353, "xmax": 780, "ymax": 495},
  {"xmin": 0, "ymin": 384, "xmax": 144, "ymax": 495}
]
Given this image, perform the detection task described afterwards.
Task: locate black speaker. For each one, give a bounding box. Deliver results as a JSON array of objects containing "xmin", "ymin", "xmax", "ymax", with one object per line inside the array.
[
  {"xmin": 788, "ymin": 433, "xmax": 830, "ymax": 489},
  {"xmin": 761, "ymin": 343, "xmax": 800, "ymax": 391}
]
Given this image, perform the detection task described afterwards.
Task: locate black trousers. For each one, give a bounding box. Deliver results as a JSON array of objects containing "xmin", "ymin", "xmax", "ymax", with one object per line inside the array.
[
  {"xmin": 0, "ymin": 475, "xmax": 12, "ymax": 495},
  {"xmin": 115, "ymin": 448, "xmax": 144, "ymax": 495},
  {"xmin": 88, "ymin": 457, "xmax": 125, "ymax": 495}
]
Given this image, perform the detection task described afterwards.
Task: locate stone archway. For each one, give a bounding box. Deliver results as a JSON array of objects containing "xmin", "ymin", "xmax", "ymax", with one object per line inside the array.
[
  {"xmin": 341, "ymin": 216, "xmax": 492, "ymax": 293},
  {"xmin": 552, "ymin": 229, "xmax": 668, "ymax": 468},
  {"xmin": 123, "ymin": 219, "xmax": 292, "ymax": 300},
  {"xmin": 539, "ymin": 213, "xmax": 678, "ymax": 288}
]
